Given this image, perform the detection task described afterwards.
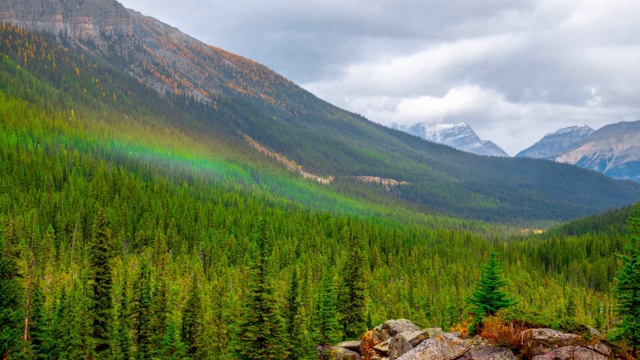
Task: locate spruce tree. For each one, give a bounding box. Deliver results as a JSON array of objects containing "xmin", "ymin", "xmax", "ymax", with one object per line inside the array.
[
  {"xmin": 232, "ymin": 220, "xmax": 288, "ymax": 360},
  {"xmin": 285, "ymin": 265, "xmax": 311, "ymax": 360},
  {"xmin": 132, "ymin": 258, "xmax": 152, "ymax": 360},
  {"xmin": 89, "ymin": 208, "xmax": 114, "ymax": 355},
  {"xmin": 115, "ymin": 274, "xmax": 132, "ymax": 360},
  {"xmin": 337, "ymin": 226, "xmax": 368, "ymax": 339},
  {"xmin": 467, "ymin": 253, "xmax": 515, "ymax": 321},
  {"xmin": 613, "ymin": 207, "xmax": 640, "ymax": 356},
  {"xmin": 181, "ymin": 275, "xmax": 203, "ymax": 359},
  {"xmin": 0, "ymin": 247, "xmax": 23, "ymax": 359},
  {"xmin": 312, "ymin": 271, "xmax": 341, "ymax": 347}
]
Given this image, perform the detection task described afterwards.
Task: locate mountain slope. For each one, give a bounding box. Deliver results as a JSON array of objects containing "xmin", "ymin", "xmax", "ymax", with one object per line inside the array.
[
  {"xmin": 555, "ymin": 121, "xmax": 640, "ymax": 181},
  {"xmin": 2, "ymin": 0, "xmax": 640, "ymax": 223},
  {"xmin": 518, "ymin": 122, "xmax": 640, "ymax": 182},
  {"xmin": 516, "ymin": 125, "xmax": 594, "ymax": 159},
  {"xmin": 396, "ymin": 122, "xmax": 509, "ymax": 157}
]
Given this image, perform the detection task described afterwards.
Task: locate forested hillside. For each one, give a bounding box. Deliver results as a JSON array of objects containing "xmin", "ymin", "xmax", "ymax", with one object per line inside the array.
[{"xmin": 0, "ymin": 24, "xmax": 638, "ymax": 358}]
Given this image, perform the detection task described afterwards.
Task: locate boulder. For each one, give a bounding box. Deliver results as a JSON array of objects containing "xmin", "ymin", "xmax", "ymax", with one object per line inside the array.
[
  {"xmin": 338, "ymin": 341, "xmax": 362, "ymax": 354},
  {"xmin": 531, "ymin": 345, "xmax": 610, "ymax": 360},
  {"xmin": 526, "ymin": 328, "xmax": 580, "ymax": 356},
  {"xmin": 457, "ymin": 346, "xmax": 517, "ymax": 360},
  {"xmin": 374, "ymin": 319, "xmax": 421, "ymax": 343},
  {"xmin": 317, "ymin": 345, "xmax": 362, "ymax": 360},
  {"xmin": 397, "ymin": 333, "xmax": 469, "ymax": 360},
  {"xmin": 389, "ymin": 329, "xmax": 433, "ymax": 360},
  {"xmin": 374, "ymin": 338, "xmax": 391, "ymax": 357}
]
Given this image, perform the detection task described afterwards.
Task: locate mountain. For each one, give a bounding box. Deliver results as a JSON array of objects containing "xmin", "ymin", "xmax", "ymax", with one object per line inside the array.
[
  {"xmin": 396, "ymin": 122, "xmax": 509, "ymax": 157},
  {"xmin": 518, "ymin": 122, "xmax": 640, "ymax": 182},
  {"xmin": 2, "ymin": 0, "xmax": 640, "ymax": 223},
  {"xmin": 516, "ymin": 125, "xmax": 594, "ymax": 159},
  {"xmin": 555, "ymin": 121, "xmax": 640, "ymax": 181}
]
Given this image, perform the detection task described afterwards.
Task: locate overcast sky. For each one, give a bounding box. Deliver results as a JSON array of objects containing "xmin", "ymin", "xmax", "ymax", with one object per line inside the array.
[{"xmin": 118, "ymin": 0, "xmax": 640, "ymax": 155}]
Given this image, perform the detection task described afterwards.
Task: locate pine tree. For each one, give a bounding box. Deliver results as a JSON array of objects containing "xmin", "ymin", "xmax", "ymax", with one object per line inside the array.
[
  {"xmin": 151, "ymin": 270, "xmax": 169, "ymax": 358},
  {"xmin": 89, "ymin": 208, "xmax": 114, "ymax": 355},
  {"xmin": 232, "ymin": 220, "xmax": 288, "ymax": 360},
  {"xmin": 467, "ymin": 253, "xmax": 516, "ymax": 321},
  {"xmin": 613, "ymin": 206, "xmax": 640, "ymax": 356},
  {"xmin": 181, "ymin": 275, "xmax": 203, "ymax": 359},
  {"xmin": 285, "ymin": 265, "xmax": 311, "ymax": 360},
  {"xmin": 162, "ymin": 318, "xmax": 185, "ymax": 360},
  {"xmin": 30, "ymin": 286, "xmax": 52, "ymax": 360},
  {"xmin": 115, "ymin": 274, "xmax": 132, "ymax": 360},
  {"xmin": 312, "ymin": 271, "xmax": 341, "ymax": 347},
  {"xmin": 337, "ymin": 226, "xmax": 368, "ymax": 339},
  {"xmin": 132, "ymin": 258, "xmax": 152, "ymax": 360},
  {"xmin": 0, "ymin": 247, "xmax": 23, "ymax": 359}
]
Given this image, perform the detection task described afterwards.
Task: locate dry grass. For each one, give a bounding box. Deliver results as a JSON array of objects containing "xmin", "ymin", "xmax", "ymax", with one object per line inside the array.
[
  {"xmin": 480, "ymin": 312, "xmax": 534, "ymax": 356},
  {"xmin": 451, "ymin": 317, "xmax": 474, "ymax": 338},
  {"xmin": 361, "ymin": 329, "xmax": 381, "ymax": 360}
]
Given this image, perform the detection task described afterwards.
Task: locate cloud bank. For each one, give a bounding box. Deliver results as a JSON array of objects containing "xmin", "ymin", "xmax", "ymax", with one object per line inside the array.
[{"xmin": 119, "ymin": 0, "xmax": 640, "ymax": 155}]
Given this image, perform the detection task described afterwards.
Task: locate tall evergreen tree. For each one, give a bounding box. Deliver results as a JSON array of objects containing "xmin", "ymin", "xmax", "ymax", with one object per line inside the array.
[
  {"xmin": 30, "ymin": 286, "xmax": 52, "ymax": 360},
  {"xmin": 312, "ymin": 271, "xmax": 341, "ymax": 347},
  {"xmin": 132, "ymin": 258, "xmax": 152, "ymax": 360},
  {"xmin": 181, "ymin": 275, "xmax": 203, "ymax": 359},
  {"xmin": 151, "ymin": 269, "xmax": 169, "ymax": 358},
  {"xmin": 285, "ymin": 265, "xmax": 311, "ymax": 360},
  {"xmin": 0, "ymin": 247, "xmax": 23, "ymax": 359},
  {"xmin": 337, "ymin": 226, "xmax": 368, "ymax": 339},
  {"xmin": 614, "ymin": 207, "xmax": 640, "ymax": 356},
  {"xmin": 115, "ymin": 274, "xmax": 132, "ymax": 360},
  {"xmin": 89, "ymin": 208, "xmax": 114, "ymax": 355},
  {"xmin": 467, "ymin": 253, "xmax": 516, "ymax": 321},
  {"xmin": 232, "ymin": 220, "xmax": 288, "ymax": 360}
]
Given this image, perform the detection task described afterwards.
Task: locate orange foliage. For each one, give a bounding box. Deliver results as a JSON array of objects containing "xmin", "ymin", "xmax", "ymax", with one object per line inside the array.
[
  {"xmin": 450, "ymin": 317, "xmax": 473, "ymax": 339},
  {"xmin": 360, "ymin": 330, "xmax": 380, "ymax": 360},
  {"xmin": 480, "ymin": 312, "xmax": 534, "ymax": 356}
]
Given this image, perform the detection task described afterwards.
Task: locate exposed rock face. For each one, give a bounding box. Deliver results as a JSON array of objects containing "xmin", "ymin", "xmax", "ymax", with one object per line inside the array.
[
  {"xmin": 0, "ymin": 0, "xmax": 134, "ymax": 54},
  {"xmin": 395, "ymin": 122, "xmax": 509, "ymax": 157},
  {"xmin": 325, "ymin": 320, "xmax": 615, "ymax": 360},
  {"xmin": 531, "ymin": 345, "xmax": 611, "ymax": 360},
  {"xmin": 516, "ymin": 125, "xmax": 594, "ymax": 160},
  {"xmin": 318, "ymin": 345, "xmax": 362, "ymax": 360}
]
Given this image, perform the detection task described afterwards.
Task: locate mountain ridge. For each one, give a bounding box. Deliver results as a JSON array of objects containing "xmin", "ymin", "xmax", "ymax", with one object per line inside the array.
[
  {"xmin": 395, "ymin": 122, "xmax": 509, "ymax": 157},
  {"xmin": 2, "ymin": 0, "xmax": 640, "ymax": 222},
  {"xmin": 518, "ymin": 121, "xmax": 640, "ymax": 181}
]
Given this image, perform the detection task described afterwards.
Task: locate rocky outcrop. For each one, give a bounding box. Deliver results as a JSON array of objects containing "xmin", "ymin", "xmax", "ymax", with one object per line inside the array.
[
  {"xmin": 321, "ymin": 319, "xmax": 616, "ymax": 360},
  {"xmin": 0, "ymin": 0, "xmax": 135, "ymax": 54}
]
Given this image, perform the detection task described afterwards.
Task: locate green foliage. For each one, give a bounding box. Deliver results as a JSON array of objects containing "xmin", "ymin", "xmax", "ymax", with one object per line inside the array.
[
  {"xmin": 467, "ymin": 253, "xmax": 516, "ymax": 321},
  {"xmin": 613, "ymin": 206, "xmax": 640, "ymax": 352},
  {"xmin": 232, "ymin": 221, "xmax": 289, "ymax": 360},
  {"xmin": 337, "ymin": 225, "xmax": 368, "ymax": 339},
  {"xmin": 0, "ymin": 246, "xmax": 23, "ymax": 358},
  {"xmin": 285, "ymin": 265, "xmax": 311, "ymax": 360},
  {"xmin": 89, "ymin": 207, "xmax": 114, "ymax": 355},
  {"xmin": 132, "ymin": 258, "xmax": 152, "ymax": 359},
  {"xmin": 182, "ymin": 275, "xmax": 203, "ymax": 359},
  {"xmin": 313, "ymin": 272, "xmax": 341, "ymax": 346}
]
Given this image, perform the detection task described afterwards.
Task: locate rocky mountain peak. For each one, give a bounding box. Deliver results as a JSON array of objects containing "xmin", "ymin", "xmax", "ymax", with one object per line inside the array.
[
  {"xmin": 0, "ymin": 0, "xmax": 134, "ymax": 55},
  {"xmin": 516, "ymin": 125, "xmax": 594, "ymax": 160},
  {"xmin": 395, "ymin": 122, "xmax": 509, "ymax": 157}
]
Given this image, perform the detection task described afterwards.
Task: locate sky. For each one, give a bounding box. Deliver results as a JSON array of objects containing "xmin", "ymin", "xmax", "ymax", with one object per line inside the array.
[{"xmin": 118, "ymin": 0, "xmax": 640, "ymax": 155}]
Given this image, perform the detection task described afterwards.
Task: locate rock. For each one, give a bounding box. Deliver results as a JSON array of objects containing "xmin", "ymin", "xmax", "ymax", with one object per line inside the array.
[
  {"xmin": 338, "ymin": 341, "xmax": 362, "ymax": 354},
  {"xmin": 389, "ymin": 329, "xmax": 433, "ymax": 360},
  {"xmin": 397, "ymin": 333, "xmax": 469, "ymax": 360},
  {"xmin": 317, "ymin": 345, "xmax": 362, "ymax": 360},
  {"xmin": 526, "ymin": 328, "xmax": 580, "ymax": 356},
  {"xmin": 587, "ymin": 326, "xmax": 603, "ymax": 339},
  {"xmin": 531, "ymin": 345, "xmax": 610, "ymax": 360},
  {"xmin": 374, "ymin": 338, "xmax": 391, "ymax": 357},
  {"xmin": 457, "ymin": 346, "xmax": 516, "ymax": 360},
  {"xmin": 373, "ymin": 319, "xmax": 421, "ymax": 343}
]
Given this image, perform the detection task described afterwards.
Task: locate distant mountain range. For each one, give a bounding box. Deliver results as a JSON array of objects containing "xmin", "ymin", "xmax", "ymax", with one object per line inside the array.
[
  {"xmin": 518, "ymin": 121, "xmax": 640, "ymax": 182},
  {"xmin": 394, "ymin": 122, "xmax": 509, "ymax": 157},
  {"xmin": 2, "ymin": 0, "xmax": 640, "ymax": 222}
]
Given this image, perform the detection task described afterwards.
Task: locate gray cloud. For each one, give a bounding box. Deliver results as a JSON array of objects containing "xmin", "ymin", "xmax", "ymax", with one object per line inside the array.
[{"xmin": 119, "ymin": 0, "xmax": 640, "ymax": 155}]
